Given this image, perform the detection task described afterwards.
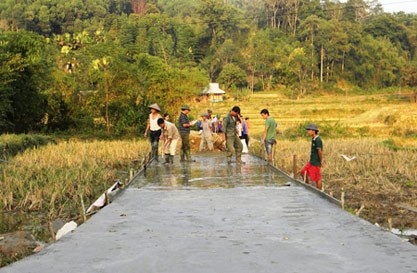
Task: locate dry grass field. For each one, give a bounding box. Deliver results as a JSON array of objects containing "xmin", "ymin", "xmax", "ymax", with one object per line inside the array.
[
  {"xmin": 193, "ymin": 91, "xmax": 417, "ymax": 230},
  {"xmin": 0, "ymin": 140, "xmax": 149, "ymax": 236}
]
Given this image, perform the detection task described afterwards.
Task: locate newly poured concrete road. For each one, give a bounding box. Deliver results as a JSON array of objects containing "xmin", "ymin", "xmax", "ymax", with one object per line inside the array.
[{"xmin": 2, "ymin": 153, "xmax": 417, "ymax": 273}]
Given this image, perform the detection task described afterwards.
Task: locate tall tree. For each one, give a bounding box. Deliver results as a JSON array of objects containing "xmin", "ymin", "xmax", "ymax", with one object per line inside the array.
[{"xmin": 0, "ymin": 31, "xmax": 52, "ymax": 133}]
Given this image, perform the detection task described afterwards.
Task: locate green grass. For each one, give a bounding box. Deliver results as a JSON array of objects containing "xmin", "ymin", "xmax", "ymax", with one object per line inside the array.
[{"xmin": 0, "ymin": 134, "xmax": 55, "ymax": 159}]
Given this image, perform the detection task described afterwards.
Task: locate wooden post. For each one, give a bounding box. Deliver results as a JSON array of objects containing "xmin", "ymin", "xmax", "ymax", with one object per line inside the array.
[
  {"xmin": 79, "ymin": 194, "xmax": 87, "ymax": 222},
  {"xmin": 129, "ymin": 168, "xmax": 134, "ymax": 180},
  {"xmin": 355, "ymin": 204, "xmax": 365, "ymax": 216},
  {"xmin": 292, "ymin": 154, "xmax": 297, "ymax": 178},
  {"xmin": 105, "ymin": 191, "xmax": 110, "ymax": 205},
  {"xmin": 341, "ymin": 190, "xmax": 345, "ymax": 210}
]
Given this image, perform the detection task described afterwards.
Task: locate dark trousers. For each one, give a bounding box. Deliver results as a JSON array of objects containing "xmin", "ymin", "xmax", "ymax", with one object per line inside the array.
[
  {"xmin": 242, "ymin": 134, "xmax": 249, "ymax": 147},
  {"xmin": 180, "ymin": 131, "xmax": 190, "ymax": 152},
  {"xmin": 150, "ymin": 130, "xmax": 161, "ymax": 158}
]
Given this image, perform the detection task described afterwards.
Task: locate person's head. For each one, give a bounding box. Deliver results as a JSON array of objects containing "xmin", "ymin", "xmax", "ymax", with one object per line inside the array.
[
  {"xmin": 148, "ymin": 103, "xmax": 161, "ymax": 113},
  {"xmin": 230, "ymin": 106, "xmax": 240, "ymax": 117},
  {"xmin": 163, "ymin": 113, "xmax": 170, "ymax": 121},
  {"xmin": 305, "ymin": 124, "xmax": 319, "ymax": 136},
  {"xmin": 245, "ymin": 117, "xmax": 249, "ymax": 121},
  {"xmin": 260, "ymin": 109, "xmax": 269, "ymax": 119},
  {"xmin": 207, "ymin": 109, "xmax": 213, "ymax": 117},
  {"xmin": 157, "ymin": 118, "xmax": 165, "ymax": 128},
  {"xmin": 181, "ymin": 105, "xmax": 191, "ymax": 114},
  {"xmin": 201, "ymin": 113, "xmax": 208, "ymax": 120}
]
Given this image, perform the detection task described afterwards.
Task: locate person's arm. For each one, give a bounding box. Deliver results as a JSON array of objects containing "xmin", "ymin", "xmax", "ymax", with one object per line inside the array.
[
  {"xmin": 317, "ymin": 148, "xmax": 323, "ymax": 167},
  {"xmin": 164, "ymin": 137, "xmax": 172, "ymax": 149},
  {"xmin": 222, "ymin": 117, "xmax": 229, "ymax": 141},
  {"xmin": 163, "ymin": 127, "xmax": 172, "ymax": 148},
  {"xmin": 144, "ymin": 118, "xmax": 150, "ymax": 137},
  {"xmin": 261, "ymin": 120, "xmax": 269, "ymax": 144},
  {"xmin": 261, "ymin": 126, "xmax": 268, "ymax": 144},
  {"xmin": 180, "ymin": 114, "xmax": 192, "ymax": 128}
]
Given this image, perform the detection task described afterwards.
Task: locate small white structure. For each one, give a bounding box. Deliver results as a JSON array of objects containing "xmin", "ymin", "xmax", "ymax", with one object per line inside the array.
[{"xmin": 200, "ymin": 83, "xmax": 226, "ymax": 102}]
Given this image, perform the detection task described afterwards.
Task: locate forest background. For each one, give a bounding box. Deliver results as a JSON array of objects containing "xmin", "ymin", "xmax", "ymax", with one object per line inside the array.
[{"xmin": 1, "ymin": 0, "xmax": 417, "ymax": 136}]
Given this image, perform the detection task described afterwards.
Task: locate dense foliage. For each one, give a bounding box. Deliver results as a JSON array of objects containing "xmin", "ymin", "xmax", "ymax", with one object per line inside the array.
[
  {"xmin": 0, "ymin": 134, "xmax": 55, "ymax": 158},
  {"xmin": 1, "ymin": 0, "xmax": 417, "ymax": 134}
]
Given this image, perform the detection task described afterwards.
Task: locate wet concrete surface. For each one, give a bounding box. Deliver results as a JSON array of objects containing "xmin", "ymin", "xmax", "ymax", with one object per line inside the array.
[
  {"xmin": 2, "ymin": 153, "xmax": 417, "ymax": 273},
  {"xmin": 133, "ymin": 153, "xmax": 290, "ymax": 189}
]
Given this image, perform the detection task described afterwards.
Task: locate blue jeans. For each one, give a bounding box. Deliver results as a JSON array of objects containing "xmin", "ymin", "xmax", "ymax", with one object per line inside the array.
[{"xmin": 264, "ymin": 139, "xmax": 275, "ymax": 155}]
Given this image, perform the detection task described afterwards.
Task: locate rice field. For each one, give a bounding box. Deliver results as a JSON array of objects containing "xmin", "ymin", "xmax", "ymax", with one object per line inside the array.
[
  {"xmin": 0, "ymin": 139, "xmax": 149, "ymax": 230},
  {"xmin": 192, "ymin": 92, "xmax": 417, "ymax": 141},
  {"xmin": 194, "ymin": 92, "xmax": 417, "ymax": 230}
]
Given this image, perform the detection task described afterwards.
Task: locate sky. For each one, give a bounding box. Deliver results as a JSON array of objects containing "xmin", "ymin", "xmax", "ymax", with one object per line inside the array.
[
  {"xmin": 376, "ymin": 0, "xmax": 417, "ymax": 13},
  {"xmin": 338, "ymin": 0, "xmax": 417, "ymax": 14}
]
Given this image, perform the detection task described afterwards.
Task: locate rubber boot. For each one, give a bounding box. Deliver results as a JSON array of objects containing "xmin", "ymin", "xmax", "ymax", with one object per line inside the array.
[
  {"xmin": 236, "ymin": 156, "xmax": 245, "ymax": 165},
  {"xmin": 163, "ymin": 153, "xmax": 170, "ymax": 164},
  {"xmin": 180, "ymin": 150, "xmax": 186, "ymax": 162},
  {"xmin": 185, "ymin": 150, "xmax": 195, "ymax": 162},
  {"xmin": 151, "ymin": 139, "xmax": 159, "ymax": 161},
  {"xmin": 169, "ymin": 155, "xmax": 174, "ymax": 164}
]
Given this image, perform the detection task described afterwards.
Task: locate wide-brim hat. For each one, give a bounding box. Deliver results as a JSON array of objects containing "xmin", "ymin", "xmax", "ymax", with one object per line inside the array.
[
  {"xmin": 201, "ymin": 112, "xmax": 208, "ymax": 117},
  {"xmin": 305, "ymin": 123, "xmax": 319, "ymax": 131},
  {"xmin": 181, "ymin": 105, "xmax": 191, "ymax": 111},
  {"xmin": 148, "ymin": 103, "xmax": 161, "ymax": 112}
]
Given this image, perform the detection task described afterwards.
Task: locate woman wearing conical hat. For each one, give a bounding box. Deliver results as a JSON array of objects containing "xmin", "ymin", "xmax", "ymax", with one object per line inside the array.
[{"xmin": 144, "ymin": 103, "xmax": 162, "ymax": 162}]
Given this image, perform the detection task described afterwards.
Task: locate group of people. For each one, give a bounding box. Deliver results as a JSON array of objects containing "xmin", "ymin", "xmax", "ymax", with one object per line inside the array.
[
  {"xmin": 144, "ymin": 104, "xmax": 195, "ymax": 164},
  {"xmin": 144, "ymin": 103, "xmax": 323, "ymax": 190}
]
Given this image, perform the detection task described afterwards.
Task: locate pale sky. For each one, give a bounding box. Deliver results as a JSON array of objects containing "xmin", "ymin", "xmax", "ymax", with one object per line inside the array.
[
  {"xmin": 339, "ymin": 0, "xmax": 417, "ymax": 14},
  {"xmin": 376, "ymin": 0, "xmax": 417, "ymax": 13}
]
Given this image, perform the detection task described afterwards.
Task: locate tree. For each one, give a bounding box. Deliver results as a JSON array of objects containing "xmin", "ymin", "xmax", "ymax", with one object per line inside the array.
[
  {"xmin": 287, "ymin": 47, "xmax": 309, "ymax": 97},
  {"xmin": 218, "ymin": 63, "xmax": 246, "ymax": 90},
  {"xmin": 348, "ymin": 35, "xmax": 405, "ymax": 88},
  {"xmin": 315, "ymin": 19, "xmax": 349, "ymax": 83},
  {"xmin": 298, "ymin": 15, "xmax": 322, "ymax": 81},
  {"xmin": 92, "ymin": 57, "xmax": 111, "ymax": 135},
  {"xmin": 0, "ymin": 31, "xmax": 52, "ymax": 133},
  {"xmin": 364, "ymin": 13, "xmax": 411, "ymax": 53}
]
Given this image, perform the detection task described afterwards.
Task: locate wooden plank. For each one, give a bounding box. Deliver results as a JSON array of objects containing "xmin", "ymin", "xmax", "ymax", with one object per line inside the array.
[{"xmin": 396, "ymin": 204, "xmax": 417, "ymax": 213}]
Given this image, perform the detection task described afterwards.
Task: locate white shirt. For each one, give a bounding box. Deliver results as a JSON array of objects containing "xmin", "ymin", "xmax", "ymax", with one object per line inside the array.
[{"xmin": 149, "ymin": 114, "xmax": 160, "ymax": 131}]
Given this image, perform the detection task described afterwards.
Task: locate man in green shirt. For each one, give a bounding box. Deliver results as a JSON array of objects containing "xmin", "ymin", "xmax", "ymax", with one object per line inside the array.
[
  {"xmin": 222, "ymin": 106, "xmax": 244, "ymax": 164},
  {"xmin": 260, "ymin": 109, "xmax": 277, "ymax": 163}
]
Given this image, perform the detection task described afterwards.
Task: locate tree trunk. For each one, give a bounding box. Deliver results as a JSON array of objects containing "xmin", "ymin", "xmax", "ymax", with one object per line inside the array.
[
  {"xmin": 132, "ymin": 0, "xmax": 147, "ymax": 15},
  {"xmin": 311, "ymin": 31, "xmax": 315, "ymax": 81},
  {"xmin": 104, "ymin": 66, "xmax": 110, "ymax": 136},
  {"xmin": 292, "ymin": 0, "xmax": 299, "ymax": 36},
  {"xmin": 320, "ymin": 46, "xmax": 324, "ymax": 83}
]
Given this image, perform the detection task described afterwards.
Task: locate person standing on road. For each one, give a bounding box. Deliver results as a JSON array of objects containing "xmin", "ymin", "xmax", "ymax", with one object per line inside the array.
[
  {"xmin": 199, "ymin": 113, "xmax": 214, "ymax": 152},
  {"xmin": 300, "ymin": 124, "xmax": 323, "ymax": 190},
  {"xmin": 178, "ymin": 105, "xmax": 195, "ymax": 162},
  {"xmin": 144, "ymin": 103, "xmax": 162, "ymax": 162},
  {"xmin": 260, "ymin": 109, "xmax": 277, "ymax": 163},
  {"xmin": 158, "ymin": 118, "xmax": 180, "ymax": 164},
  {"xmin": 243, "ymin": 117, "xmax": 250, "ymax": 147},
  {"xmin": 222, "ymin": 106, "xmax": 244, "ymax": 164}
]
